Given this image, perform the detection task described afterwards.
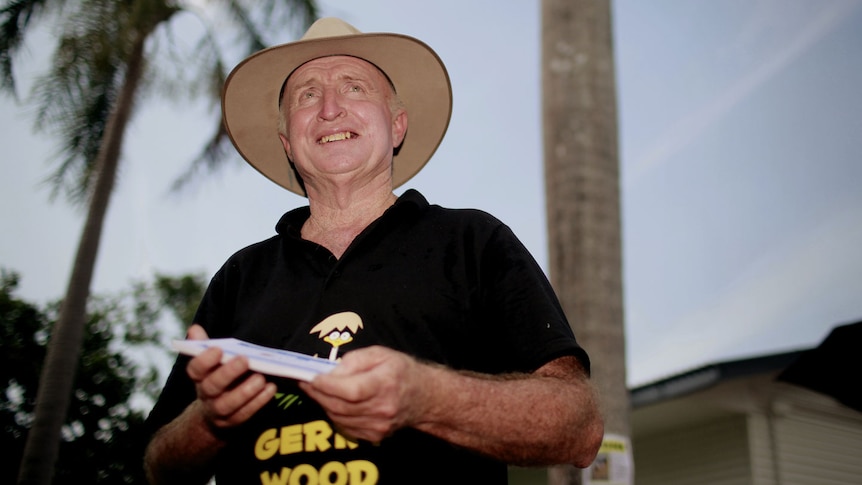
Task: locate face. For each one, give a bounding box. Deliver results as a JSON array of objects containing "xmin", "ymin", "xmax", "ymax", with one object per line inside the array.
[{"xmin": 279, "ymin": 56, "xmax": 407, "ymax": 192}]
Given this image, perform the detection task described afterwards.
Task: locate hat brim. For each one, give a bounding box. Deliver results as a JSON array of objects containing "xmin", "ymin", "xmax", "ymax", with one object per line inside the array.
[{"xmin": 222, "ymin": 30, "xmax": 452, "ymax": 196}]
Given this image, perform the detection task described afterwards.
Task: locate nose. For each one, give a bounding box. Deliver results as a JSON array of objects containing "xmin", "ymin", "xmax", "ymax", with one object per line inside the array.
[{"xmin": 318, "ymin": 88, "xmax": 345, "ymax": 121}]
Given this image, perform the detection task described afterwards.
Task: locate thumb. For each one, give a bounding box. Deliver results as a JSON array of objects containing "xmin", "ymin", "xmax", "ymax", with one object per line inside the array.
[
  {"xmin": 187, "ymin": 324, "xmax": 209, "ymax": 340},
  {"xmin": 332, "ymin": 346, "xmax": 391, "ymax": 375}
]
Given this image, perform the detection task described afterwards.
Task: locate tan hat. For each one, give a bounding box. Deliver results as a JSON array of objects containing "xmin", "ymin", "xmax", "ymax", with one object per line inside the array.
[{"xmin": 222, "ymin": 17, "xmax": 453, "ymax": 196}]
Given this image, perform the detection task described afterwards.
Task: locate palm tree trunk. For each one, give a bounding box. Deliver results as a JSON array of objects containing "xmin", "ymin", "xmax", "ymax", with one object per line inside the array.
[
  {"xmin": 541, "ymin": 1, "xmax": 629, "ymax": 484},
  {"xmin": 17, "ymin": 33, "xmax": 148, "ymax": 485}
]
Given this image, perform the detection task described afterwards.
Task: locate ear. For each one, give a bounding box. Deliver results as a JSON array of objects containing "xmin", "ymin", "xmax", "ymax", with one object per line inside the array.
[
  {"xmin": 391, "ymin": 109, "xmax": 408, "ymax": 148},
  {"xmin": 279, "ymin": 134, "xmax": 292, "ymax": 160}
]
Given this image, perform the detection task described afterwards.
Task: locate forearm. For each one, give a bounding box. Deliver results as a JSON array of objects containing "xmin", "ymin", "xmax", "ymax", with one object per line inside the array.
[
  {"xmin": 413, "ymin": 357, "xmax": 603, "ymax": 467},
  {"xmin": 144, "ymin": 400, "xmax": 226, "ymax": 485}
]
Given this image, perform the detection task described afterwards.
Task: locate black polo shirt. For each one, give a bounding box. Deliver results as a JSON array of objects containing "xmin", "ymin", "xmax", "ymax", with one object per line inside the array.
[{"xmin": 146, "ymin": 189, "xmax": 588, "ymax": 484}]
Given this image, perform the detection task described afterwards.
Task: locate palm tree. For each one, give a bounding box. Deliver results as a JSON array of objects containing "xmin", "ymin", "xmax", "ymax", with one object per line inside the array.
[
  {"xmin": 541, "ymin": 1, "xmax": 629, "ymax": 484},
  {"xmin": 0, "ymin": 2, "xmax": 317, "ymax": 484}
]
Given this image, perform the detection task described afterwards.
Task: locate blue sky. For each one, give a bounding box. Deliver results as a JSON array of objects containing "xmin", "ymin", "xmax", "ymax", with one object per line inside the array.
[{"xmin": 2, "ymin": 0, "xmax": 860, "ymax": 386}]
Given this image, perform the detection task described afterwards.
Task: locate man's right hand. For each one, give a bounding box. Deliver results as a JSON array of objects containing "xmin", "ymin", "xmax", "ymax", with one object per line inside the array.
[{"xmin": 185, "ymin": 324, "xmax": 277, "ymax": 434}]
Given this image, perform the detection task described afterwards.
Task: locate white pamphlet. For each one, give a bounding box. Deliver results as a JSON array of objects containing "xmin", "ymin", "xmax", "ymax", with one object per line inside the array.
[{"xmin": 171, "ymin": 338, "xmax": 338, "ymax": 382}]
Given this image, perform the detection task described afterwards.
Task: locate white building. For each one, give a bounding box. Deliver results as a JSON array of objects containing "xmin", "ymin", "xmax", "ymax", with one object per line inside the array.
[{"xmin": 630, "ymin": 321, "xmax": 861, "ymax": 485}]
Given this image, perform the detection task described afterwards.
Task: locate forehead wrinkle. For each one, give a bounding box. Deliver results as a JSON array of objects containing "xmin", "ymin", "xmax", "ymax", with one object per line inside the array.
[
  {"xmin": 290, "ymin": 66, "xmax": 381, "ymax": 91},
  {"xmin": 281, "ymin": 56, "xmax": 395, "ymax": 106}
]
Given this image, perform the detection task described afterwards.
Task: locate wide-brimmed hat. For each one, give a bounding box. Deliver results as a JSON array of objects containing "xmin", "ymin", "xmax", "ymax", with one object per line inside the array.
[{"xmin": 222, "ymin": 17, "xmax": 453, "ymax": 196}]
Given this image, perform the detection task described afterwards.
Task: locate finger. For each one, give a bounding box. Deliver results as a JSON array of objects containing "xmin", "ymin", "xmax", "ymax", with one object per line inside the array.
[
  {"xmin": 207, "ymin": 380, "xmax": 277, "ymax": 429},
  {"xmin": 319, "ymin": 411, "xmax": 394, "ymax": 443},
  {"xmin": 187, "ymin": 324, "xmax": 209, "ymax": 340},
  {"xmin": 186, "ymin": 347, "xmax": 224, "ymax": 382},
  {"xmin": 197, "ymin": 355, "xmax": 252, "ymax": 398},
  {"xmin": 229, "ymin": 381, "xmax": 278, "ymax": 424},
  {"xmin": 208, "ymin": 373, "xmax": 271, "ymax": 420},
  {"xmin": 331, "ymin": 346, "xmax": 387, "ymax": 375},
  {"xmin": 307, "ymin": 371, "xmax": 373, "ymax": 403},
  {"xmin": 310, "ymin": 348, "xmax": 391, "ymax": 399}
]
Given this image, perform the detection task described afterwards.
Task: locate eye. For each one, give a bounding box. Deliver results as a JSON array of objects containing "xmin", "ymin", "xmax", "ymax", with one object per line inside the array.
[
  {"xmin": 339, "ymin": 331, "xmax": 351, "ymax": 341},
  {"xmin": 292, "ymin": 89, "xmax": 316, "ymax": 104},
  {"xmin": 328, "ymin": 331, "xmax": 340, "ymax": 340},
  {"xmin": 347, "ymin": 83, "xmax": 363, "ymax": 93}
]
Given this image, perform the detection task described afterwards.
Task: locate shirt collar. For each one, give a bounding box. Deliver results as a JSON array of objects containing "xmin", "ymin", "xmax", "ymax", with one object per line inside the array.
[{"xmin": 275, "ymin": 189, "xmax": 428, "ymax": 238}]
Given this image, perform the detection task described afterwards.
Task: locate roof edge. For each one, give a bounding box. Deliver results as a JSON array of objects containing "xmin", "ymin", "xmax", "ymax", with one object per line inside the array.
[{"xmin": 630, "ymin": 349, "xmax": 809, "ymax": 408}]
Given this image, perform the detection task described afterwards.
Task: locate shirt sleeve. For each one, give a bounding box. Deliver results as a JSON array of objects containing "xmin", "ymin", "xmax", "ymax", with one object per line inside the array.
[{"xmin": 477, "ymin": 222, "xmax": 590, "ymax": 375}]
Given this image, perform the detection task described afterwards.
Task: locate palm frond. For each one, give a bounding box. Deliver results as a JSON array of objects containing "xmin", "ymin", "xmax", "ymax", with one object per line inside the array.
[
  {"xmin": 168, "ymin": 115, "xmax": 235, "ymax": 194},
  {"xmin": 31, "ymin": 3, "xmax": 127, "ymax": 203},
  {"xmin": 140, "ymin": 12, "xmax": 222, "ymax": 106},
  {"xmin": 0, "ymin": 0, "xmax": 63, "ymax": 96},
  {"xmin": 13, "ymin": 0, "xmax": 318, "ymax": 202},
  {"xmin": 28, "ymin": 1, "xmax": 179, "ymax": 204},
  {"xmin": 221, "ymin": 0, "xmax": 317, "ymax": 54},
  {"xmin": 167, "ymin": 0, "xmax": 318, "ymax": 194}
]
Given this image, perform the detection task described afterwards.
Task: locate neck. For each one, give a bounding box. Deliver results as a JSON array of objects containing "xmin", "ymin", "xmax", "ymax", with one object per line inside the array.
[{"xmin": 302, "ymin": 188, "xmax": 397, "ymax": 258}]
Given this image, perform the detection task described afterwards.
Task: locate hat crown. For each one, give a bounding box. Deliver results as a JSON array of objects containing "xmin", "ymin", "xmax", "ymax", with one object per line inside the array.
[{"xmin": 301, "ymin": 17, "xmax": 361, "ymax": 41}]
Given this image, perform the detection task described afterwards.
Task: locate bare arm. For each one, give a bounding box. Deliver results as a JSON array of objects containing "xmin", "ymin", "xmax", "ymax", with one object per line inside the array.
[
  {"xmin": 143, "ymin": 325, "xmax": 278, "ymax": 485},
  {"xmin": 299, "ymin": 346, "xmax": 604, "ymax": 467}
]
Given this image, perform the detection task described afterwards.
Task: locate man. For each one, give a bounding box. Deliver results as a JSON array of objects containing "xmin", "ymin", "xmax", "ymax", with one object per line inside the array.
[{"xmin": 144, "ymin": 17, "xmax": 603, "ymax": 484}]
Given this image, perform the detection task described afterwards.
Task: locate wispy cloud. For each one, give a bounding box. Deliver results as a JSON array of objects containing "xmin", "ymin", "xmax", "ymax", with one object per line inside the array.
[
  {"xmin": 623, "ymin": 0, "xmax": 861, "ymax": 190},
  {"xmin": 629, "ymin": 200, "xmax": 862, "ymax": 386}
]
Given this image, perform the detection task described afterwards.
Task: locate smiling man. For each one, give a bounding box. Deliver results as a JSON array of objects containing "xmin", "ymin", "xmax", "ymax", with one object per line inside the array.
[{"xmin": 143, "ymin": 18, "xmax": 603, "ymax": 485}]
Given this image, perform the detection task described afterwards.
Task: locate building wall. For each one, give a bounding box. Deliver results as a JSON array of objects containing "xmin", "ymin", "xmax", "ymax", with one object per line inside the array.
[
  {"xmin": 633, "ymin": 381, "xmax": 862, "ymax": 485},
  {"xmin": 770, "ymin": 387, "xmax": 862, "ymax": 484},
  {"xmin": 633, "ymin": 414, "xmax": 751, "ymax": 485},
  {"xmin": 746, "ymin": 413, "xmax": 778, "ymax": 485},
  {"xmin": 508, "ymin": 466, "xmax": 547, "ymax": 485}
]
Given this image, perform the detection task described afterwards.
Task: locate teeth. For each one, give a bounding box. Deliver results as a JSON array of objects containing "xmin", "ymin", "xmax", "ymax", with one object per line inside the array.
[{"xmin": 320, "ymin": 132, "xmax": 352, "ymax": 144}]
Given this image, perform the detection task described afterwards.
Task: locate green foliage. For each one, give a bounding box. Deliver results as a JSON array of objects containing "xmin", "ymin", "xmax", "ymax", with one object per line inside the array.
[
  {"xmin": 152, "ymin": 272, "xmax": 206, "ymax": 331},
  {"xmin": 0, "ymin": 0, "xmax": 319, "ymax": 204},
  {"xmin": 0, "ymin": 268, "xmax": 206, "ymax": 483},
  {"xmin": 1, "ymin": 1, "xmax": 317, "ymax": 481}
]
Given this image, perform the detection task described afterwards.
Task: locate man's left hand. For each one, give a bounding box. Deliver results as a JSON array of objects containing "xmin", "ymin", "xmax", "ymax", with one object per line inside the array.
[{"xmin": 298, "ymin": 346, "xmax": 431, "ymax": 443}]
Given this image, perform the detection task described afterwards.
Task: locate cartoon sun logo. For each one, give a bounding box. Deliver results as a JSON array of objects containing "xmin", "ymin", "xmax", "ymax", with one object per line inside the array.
[{"xmin": 309, "ymin": 311, "xmax": 364, "ymax": 361}]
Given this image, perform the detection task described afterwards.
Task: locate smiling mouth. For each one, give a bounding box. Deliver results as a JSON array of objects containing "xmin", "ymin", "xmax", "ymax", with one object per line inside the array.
[{"xmin": 319, "ymin": 132, "xmax": 354, "ymax": 144}]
